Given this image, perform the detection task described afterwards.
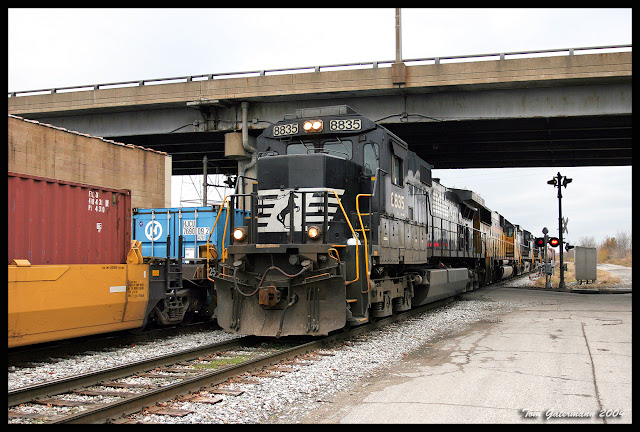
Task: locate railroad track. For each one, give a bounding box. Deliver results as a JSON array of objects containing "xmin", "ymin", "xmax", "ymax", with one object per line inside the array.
[
  {"xmin": 9, "ymin": 336, "xmax": 307, "ymax": 424},
  {"xmin": 9, "ymin": 297, "xmax": 458, "ymax": 424},
  {"xmin": 9, "ymin": 273, "xmax": 537, "ymax": 424}
]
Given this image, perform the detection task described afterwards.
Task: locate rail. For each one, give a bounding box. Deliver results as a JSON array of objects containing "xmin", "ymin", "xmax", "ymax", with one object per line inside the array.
[{"xmin": 8, "ymin": 44, "xmax": 631, "ymax": 97}]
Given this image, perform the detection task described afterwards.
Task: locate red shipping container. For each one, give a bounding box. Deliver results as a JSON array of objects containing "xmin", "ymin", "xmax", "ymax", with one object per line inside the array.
[{"xmin": 8, "ymin": 172, "xmax": 132, "ymax": 265}]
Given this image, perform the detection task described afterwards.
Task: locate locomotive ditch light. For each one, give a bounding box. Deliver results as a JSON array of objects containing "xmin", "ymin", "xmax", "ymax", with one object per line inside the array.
[
  {"xmin": 548, "ymin": 237, "xmax": 560, "ymax": 247},
  {"xmin": 303, "ymin": 120, "xmax": 323, "ymax": 133},
  {"xmin": 232, "ymin": 227, "xmax": 247, "ymax": 243},
  {"xmin": 307, "ymin": 226, "xmax": 321, "ymax": 240}
]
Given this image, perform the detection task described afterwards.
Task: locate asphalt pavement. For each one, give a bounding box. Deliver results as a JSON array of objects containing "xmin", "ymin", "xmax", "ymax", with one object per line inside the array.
[{"xmin": 301, "ymin": 283, "xmax": 632, "ymax": 424}]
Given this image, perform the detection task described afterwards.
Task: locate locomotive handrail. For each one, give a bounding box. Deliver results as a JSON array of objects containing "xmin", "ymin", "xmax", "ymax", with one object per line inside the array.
[
  {"xmin": 356, "ymin": 193, "xmax": 372, "ymax": 294},
  {"xmin": 329, "ymin": 190, "xmax": 360, "ymax": 286},
  {"xmin": 8, "ymin": 44, "xmax": 631, "ymax": 97},
  {"xmin": 221, "ymin": 200, "xmax": 232, "ymax": 262},
  {"xmin": 206, "ymin": 194, "xmax": 231, "ymax": 283}
]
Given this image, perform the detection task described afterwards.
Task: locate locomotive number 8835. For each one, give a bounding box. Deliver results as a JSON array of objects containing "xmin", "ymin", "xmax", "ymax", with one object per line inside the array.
[{"xmin": 212, "ymin": 105, "xmax": 535, "ymax": 337}]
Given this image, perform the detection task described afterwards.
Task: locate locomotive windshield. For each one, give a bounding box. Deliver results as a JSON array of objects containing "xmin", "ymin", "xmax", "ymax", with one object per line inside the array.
[{"xmin": 286, "ymin": 138, "xmax": 353, "ymax": 159}]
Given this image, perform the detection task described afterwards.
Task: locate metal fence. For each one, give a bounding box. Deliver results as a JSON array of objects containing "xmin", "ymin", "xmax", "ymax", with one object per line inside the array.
[{"xmin": 8, "ymin": 44, "xmax": 631, "ymax": 98}]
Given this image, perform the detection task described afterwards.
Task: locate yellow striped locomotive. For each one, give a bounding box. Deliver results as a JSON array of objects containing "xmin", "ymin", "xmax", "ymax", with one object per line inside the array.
[{"xmin": 213, "ymin": 106, "xmax": 538, "ymax": 337}]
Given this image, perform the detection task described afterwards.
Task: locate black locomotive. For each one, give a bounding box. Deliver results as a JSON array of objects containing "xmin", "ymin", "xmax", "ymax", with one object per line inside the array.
[{"xmin": 212, "ymin": 105, "xmax": 536, "ymax": 337}]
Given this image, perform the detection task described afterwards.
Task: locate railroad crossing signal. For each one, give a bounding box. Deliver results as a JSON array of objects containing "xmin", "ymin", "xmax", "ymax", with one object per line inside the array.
[
  {"xmin": 535, "ymin": 236, "xmax": 559, "ymax": 247},
  {"xmin": 562, "ymin": 217, "xmax": 569, "ymax": 234}
]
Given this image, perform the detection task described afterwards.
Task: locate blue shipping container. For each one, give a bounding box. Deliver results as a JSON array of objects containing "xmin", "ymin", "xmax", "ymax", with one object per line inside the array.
[{"xmin": 132, "ymin": 206, "xmax": 248, "ymax": 259}]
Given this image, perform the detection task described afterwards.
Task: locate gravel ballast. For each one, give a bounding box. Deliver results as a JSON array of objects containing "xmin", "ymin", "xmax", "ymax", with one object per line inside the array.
[{"xmin": 9, "ymin": 293, "xmax": 532, "ymax": 424}]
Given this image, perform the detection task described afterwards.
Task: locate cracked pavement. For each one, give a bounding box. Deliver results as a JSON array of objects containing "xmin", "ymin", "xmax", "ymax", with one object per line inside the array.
[{"xmin": 302, "ymin": 286, "xmax": 631, "ymax": 423}]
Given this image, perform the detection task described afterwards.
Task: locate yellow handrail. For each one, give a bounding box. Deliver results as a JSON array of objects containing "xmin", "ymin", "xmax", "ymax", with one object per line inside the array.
[
  {"xmin": 221, "ymin": 202, "xmax": 232, "ymax": 262},
  {"xmin": 329, "ymin": 190, "xmax": 359, "ymax": 285},
  {"xmin": 356, "ymin": 194, "xmax": 371, "ymax": 294},
  {"xmin": 206, "ymin": 195, "xmax": 231, "ymax": 283}
]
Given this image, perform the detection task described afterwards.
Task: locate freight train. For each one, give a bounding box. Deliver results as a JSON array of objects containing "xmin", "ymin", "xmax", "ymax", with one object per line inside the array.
[
  {"xmin": 212, "ymin": 105, "xmax": 540, "ymax": 337},
  {"xmin": 8, "ymin": 106, "xmax": 540, "ymax": 348}
]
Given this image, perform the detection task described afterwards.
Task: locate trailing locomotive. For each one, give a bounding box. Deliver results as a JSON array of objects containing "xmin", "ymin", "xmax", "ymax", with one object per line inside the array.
[{"xmin": 212, "ymin": 105, "xmax": 537, "ymax": 337}]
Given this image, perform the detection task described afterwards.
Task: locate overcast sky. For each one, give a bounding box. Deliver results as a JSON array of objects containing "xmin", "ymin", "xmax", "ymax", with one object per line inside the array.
[{"xmin": 8, "ymin": 8, "xmax": 632, "ymax": 244}]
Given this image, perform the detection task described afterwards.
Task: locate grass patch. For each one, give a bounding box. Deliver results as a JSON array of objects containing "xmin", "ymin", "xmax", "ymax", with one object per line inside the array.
[
  {"xmin": 193, "ymin": 355, "xmax": 251, "ymax": 369},
  {"xmin": 531, "ymin": 261, "xmax": 622, "ymax": 289}
]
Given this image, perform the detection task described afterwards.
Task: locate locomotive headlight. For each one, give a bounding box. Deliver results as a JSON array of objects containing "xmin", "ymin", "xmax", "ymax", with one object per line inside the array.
[
  {"xmin": 307, "ymin": 226, "xmax": 321, "ymax": 240},
  {"xmin": 232, "ymin": 227, "xmax": 247, "ymax": 242},
  {"xmin": 303, "ymin": 120, "xmax": 323, "ymax": 133}
]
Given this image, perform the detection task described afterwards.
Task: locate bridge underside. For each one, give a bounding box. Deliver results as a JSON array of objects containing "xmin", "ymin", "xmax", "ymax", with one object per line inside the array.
[{"xmin": 107, "ymin": 112, "xmax": 631, "ymax": 176}]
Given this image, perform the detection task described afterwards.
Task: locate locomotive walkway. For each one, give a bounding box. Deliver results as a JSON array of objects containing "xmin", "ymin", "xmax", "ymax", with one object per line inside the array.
[{"xmin": 302, "ymin": 284, "xmax": 632, "ymax": 423}]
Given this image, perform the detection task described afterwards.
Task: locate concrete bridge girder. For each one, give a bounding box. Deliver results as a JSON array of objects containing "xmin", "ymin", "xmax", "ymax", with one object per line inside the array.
[
  {"xmin": 9, "ymin": 51, "xmax": 631, "ymax": 173},
  {"xmin": 31, "ymin": 82, "xmax": 631, "ymax": 138}
]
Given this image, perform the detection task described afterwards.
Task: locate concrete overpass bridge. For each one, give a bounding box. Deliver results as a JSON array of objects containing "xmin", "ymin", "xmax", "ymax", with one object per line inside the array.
[{"xmin": 8, "ymin": 45, "xmax": 631, "ymax": 176}]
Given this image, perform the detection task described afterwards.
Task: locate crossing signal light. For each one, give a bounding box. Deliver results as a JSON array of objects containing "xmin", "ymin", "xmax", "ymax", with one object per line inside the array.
[
  {"xmin": 565, "ymin": 243, "xmax": 575, "ymax": 252},
  {"xmin": 534, "ymin": 237, "xmax": 545, "ymax": 248},
  {"xmin": 548, "ymin": 237, "xmax": 560, "ymax": 247}
]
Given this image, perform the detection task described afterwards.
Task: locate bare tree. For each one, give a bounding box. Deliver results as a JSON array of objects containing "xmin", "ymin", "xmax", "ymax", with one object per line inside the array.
[
  {"xmin": 615, "ymin": 229, "xmax": 631, "ymax": 257},
  {"xmin": 578, "ymin": 235, "xmax": 597, "ymax": 248}
]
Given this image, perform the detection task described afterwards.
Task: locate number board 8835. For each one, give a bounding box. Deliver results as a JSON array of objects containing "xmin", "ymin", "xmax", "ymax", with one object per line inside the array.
[{"xmin": 329, "ymin": 118, "xmax": 361, "ymax": 131}]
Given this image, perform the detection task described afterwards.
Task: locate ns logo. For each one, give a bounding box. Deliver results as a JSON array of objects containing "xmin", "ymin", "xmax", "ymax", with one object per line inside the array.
[{"xmin": 257, "ymin": 188, "xmax": 345, "ymax": 233}]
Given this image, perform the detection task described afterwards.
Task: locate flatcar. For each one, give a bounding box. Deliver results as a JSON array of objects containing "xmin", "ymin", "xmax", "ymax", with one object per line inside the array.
[{"xmin": 212, "ymin": 105, "xmax": 538, "ymax": 337}]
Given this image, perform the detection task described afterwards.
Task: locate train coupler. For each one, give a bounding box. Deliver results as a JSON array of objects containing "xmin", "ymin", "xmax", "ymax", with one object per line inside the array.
[{"xmin": 258, "ymin": 285, "xmax": 280, "ymax": 307}]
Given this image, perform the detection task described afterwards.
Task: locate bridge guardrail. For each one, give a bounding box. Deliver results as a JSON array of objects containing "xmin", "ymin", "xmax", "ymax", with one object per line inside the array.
[{"xmin": 8, "ymin": 44, "xmax": 631, "ymax": 98}]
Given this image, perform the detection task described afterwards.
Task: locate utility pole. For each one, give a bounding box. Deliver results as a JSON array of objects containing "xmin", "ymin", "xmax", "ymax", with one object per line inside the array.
[
  {"xmin": 392, "ymin": 8, "xmax": 406, "ymax": 85},
  {"xmin": 395, "ymin": 8, "xmax": 402, "ymax": 63},
  {"xmin": 547, "ymin": 172, "xmax": 572, "ymax": 289},
  {"xmin": 202, "ymin": 155, "xmax": 208, "ymax": 206}
]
